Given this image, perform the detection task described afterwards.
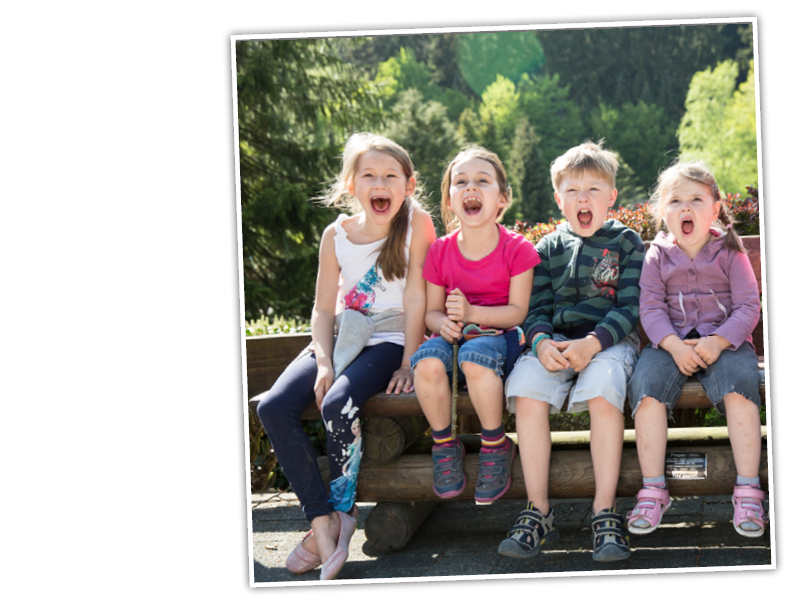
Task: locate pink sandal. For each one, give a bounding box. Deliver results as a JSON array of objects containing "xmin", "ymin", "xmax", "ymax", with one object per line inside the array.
[
  {"xmin": 286, "ymin": 530, "xmax": 321, "ymax": 574},
  {"xmin": 626, "ymin": 487, "xmax": 672, "ymax": 535},
  {"xmin": 732, "ymin": 486, "xmax": 768, "ymax": 538}
]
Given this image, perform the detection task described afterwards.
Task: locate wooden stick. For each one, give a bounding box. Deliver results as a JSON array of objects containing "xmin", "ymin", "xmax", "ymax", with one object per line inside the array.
[{"xmin": 451, "ymin": 343, "xmax": 459, "ymax": 432}]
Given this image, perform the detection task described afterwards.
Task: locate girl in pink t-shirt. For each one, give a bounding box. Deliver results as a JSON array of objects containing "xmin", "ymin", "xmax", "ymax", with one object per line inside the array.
[{"xmin": 410, "ymin": 146, "xmax": 539, "ymax": 503}]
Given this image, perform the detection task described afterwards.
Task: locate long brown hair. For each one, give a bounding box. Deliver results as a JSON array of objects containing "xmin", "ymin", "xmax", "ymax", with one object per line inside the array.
[
  {"xmin": 440, "ymin": 146, "xmax": 512, "ymax": 234},
  {"xmin": 319, "ymin": 132, "xmax": 423, "ymax": 281},
  {"xmin": 650, "ymin": 159, "xmax": 747, "ymax": 254}
]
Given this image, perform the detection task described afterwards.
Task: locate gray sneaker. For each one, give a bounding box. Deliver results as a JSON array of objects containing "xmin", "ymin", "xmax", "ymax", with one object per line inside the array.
[
  {"xmin": 474, "ymin": 440, "xmax": 516, "ymax": 504},
  {"xmin": 498, "ymin": 506, "xmax": 559, "ymax": 558},
  {"xmin": 432, "ymin": 439, "xmax": 466, "ymax": 499}
]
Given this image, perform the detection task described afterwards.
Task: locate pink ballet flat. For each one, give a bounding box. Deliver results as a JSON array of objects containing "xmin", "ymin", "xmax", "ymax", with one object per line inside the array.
[
  {"xmin": 319, "ymin": 510, "xmax": 357, "ymax": 581},
  {"xmin": 286, "ymin": 530, "xmax": 321, "ymax": 574}
]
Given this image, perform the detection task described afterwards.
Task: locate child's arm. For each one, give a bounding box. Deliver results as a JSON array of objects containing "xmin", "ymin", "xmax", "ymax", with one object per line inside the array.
[
  {"xmin": 311, "ymin": 225, "xmax": 340, "ymax": 409},
  {"xmin": 686, "ymin": 249, "xmax": 762, "ymax": 366},
  {"xmin": 445, "ymin": 267, "xmax": 534, "ymax": 330},
  {"xmin": 523, "ymin": 239, "xmax": 571, "ymax": 371},
  {"xmin": 425, "ymin": 281, "xmax": 462, "ymax": 343},
  {"xmin": 386, "ymin": 210, "xmax": 436, "ymax": 394}
]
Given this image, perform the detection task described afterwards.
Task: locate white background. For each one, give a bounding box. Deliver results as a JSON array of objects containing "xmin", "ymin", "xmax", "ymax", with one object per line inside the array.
[{"xmin": 0, "ymin": 2, "xmax": 793, "ymax": 597}]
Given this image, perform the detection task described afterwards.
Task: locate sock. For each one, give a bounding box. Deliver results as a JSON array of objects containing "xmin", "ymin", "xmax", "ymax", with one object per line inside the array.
[
  {"xmin": 643, "ymin": 476, "xmax": 667, "ymax": 489},
  {"xmin": 736, "ymin": 475, "xmax": 761, "ymax": 488},
  {"xmin": 480, "ymin": 425, "xmax": 507, "ymax": 451},
  {"xmin": 432, "ymin": 425, "xmax": 455, "ymax": 446}
]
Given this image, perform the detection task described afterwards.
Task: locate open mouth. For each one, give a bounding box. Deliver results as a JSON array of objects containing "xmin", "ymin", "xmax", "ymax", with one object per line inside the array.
[
  {"xmin": 681, "ymin": 216, "xmax": 694, "ymax": 236},
  {"xmin": 463, "ymin": 197, "xmax": 482, "ymax": 216},
  {"xmin": 577, "ymin": 209, "xmax": 593, "ymax": 227},
  {"xmin": 371, "ymin": 196, "xmax": 391, "ymax": 215}
]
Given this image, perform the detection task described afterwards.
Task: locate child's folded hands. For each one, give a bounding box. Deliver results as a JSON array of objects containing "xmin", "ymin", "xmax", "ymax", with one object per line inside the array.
[{"xmin": 552, "ymin": 336, "xmax": 602, "ymax": 372}]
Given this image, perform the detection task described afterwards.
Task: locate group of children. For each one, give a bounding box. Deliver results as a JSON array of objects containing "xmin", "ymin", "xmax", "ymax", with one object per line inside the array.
[{"xmin": 255, "ymin": 132, "xmax": 766, "ymax": 579}]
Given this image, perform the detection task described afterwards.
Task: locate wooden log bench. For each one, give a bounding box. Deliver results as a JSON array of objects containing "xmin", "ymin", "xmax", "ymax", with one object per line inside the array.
[{"xmin": 246, "ymin": 236, "xmax": 767, "ymax": 551}]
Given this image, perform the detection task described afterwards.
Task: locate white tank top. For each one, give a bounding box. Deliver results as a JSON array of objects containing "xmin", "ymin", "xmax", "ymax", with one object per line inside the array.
[{"xmin": 333, "ymin": 207, "xmax": 414, "ymax": 346}]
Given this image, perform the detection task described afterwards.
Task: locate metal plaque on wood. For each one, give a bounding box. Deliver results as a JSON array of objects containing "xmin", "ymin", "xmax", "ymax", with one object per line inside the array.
[{"xmin": 665, "ymin": 451, "xmax": 707, "ymax": 479}]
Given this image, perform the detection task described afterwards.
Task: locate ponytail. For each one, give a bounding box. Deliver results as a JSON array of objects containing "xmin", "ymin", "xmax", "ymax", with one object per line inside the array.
[
  {"xmin": 376, "ymin": 196, "xmax": 413, "ymax": 282},
  {"xmin": 716, "ymin": 194, "xmax": 747, "ymax": 254}
]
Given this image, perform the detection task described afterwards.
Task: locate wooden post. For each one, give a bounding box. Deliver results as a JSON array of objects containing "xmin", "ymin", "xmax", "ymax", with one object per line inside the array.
[
  {"xmin": 362, "ymin": 416, "xmax": 429, "ymax": 463},
  {"xmin": 347, "ymin": 445, "xmax": 769, "ymax": 502},
  {"xmin": 364, "ymin": 501, "xmax": 437, "ymax": 551}
]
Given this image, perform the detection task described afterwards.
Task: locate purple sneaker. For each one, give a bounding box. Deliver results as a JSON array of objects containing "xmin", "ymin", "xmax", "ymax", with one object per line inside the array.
[
  {"xmin": 432, "ymin": 439, "xmax": 466, "ymax": 499},
  {"xmin": 475, "ymin": 439, "xmax": 516, "ymax": 505}
]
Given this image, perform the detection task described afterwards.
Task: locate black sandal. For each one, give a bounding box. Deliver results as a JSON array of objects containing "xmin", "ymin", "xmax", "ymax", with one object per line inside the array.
[{"xmin": 592, "ymin": 508, "xmax": 631, "ymax": 562}]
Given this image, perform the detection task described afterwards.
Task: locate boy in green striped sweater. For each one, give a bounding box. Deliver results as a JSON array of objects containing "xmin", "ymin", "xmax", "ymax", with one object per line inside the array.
[{"xmin": 498, "ymin": 141, "xmax": 645, "ymax": 562}]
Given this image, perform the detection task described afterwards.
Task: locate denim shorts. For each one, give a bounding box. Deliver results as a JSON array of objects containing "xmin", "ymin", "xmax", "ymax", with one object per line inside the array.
[
  {"xmin": 504, "ymin": 331, "xmax": 640, "ymax": 414},
  {"xmin": 410, "ymin": 334, "xmax": 507, "ymax": 380},
  {"xmin": 628, "ymin": 343, "xmax": 761, "ymax": 418}
]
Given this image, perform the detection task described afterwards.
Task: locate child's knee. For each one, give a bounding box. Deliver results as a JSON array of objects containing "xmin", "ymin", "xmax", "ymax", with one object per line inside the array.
[
  {"xmin": 515, "ymin": 395, "xmax": 551, "ymax": 419},
  {"xmin": 460, "ymin": 359, "xmax": 497, "ymax": 381},
  {"xmin": 632, "ymin": 395, "xmax": 668, "ymax": 420},
  {"xmin": 722, "ymin": 392, "xmax": 760, "ymax": 415},
  {"xmin": 413, "ymin": 357, "xmax": 447, "ymax": 383},
  {"xmin": 588, "ymin": 396, "xmax": 623, "ymax": 417}
]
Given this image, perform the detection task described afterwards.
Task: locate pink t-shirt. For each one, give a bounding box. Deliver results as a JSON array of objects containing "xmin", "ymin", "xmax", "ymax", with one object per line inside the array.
[{"xmin": 423, "ymin": 224, "xmax": 540, "ymax": 308}]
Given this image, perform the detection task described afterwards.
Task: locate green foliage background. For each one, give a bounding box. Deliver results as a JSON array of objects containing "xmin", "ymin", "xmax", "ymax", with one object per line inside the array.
[{"xmin": 236, "ymin": 24, "xmax": 758, "ymax": 323}]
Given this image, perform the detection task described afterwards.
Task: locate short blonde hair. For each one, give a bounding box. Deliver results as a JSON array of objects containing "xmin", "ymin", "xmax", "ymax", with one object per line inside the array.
[
  {"xmin": 550, "ymin": 140, "xmax": 618, "ymax": 192},
  {"xmin": 440, "ymin": 146, "xmax": 512, "ymax": 234}
]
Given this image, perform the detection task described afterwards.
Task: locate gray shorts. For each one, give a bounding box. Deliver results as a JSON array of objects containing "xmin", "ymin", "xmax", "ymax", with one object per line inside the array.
[
  {"xmin": 628, "ymin": 343, "xmax": 761, "ymax": 419},
  {"xmin": 505, "ymin": 331, "xmax": 640, "ymax": 414}
]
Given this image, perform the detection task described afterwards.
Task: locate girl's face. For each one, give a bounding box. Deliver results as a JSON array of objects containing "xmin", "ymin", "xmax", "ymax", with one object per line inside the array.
[
  {"xmin": 447, "ymin": 157, "xmax": 507, "ymax": 230},
  {"xmin": 663, "ymin": 179, "xmax": 720, "ymax": 257},
  {"xmin": 349, "ymin": 150, "xmax": 415, "ymax": 227}
]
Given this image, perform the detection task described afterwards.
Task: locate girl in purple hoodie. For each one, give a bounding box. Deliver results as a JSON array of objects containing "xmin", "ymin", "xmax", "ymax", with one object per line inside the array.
[{"xmin": 626, "ymin": 160, "xmax": 766, "ymax": 539}]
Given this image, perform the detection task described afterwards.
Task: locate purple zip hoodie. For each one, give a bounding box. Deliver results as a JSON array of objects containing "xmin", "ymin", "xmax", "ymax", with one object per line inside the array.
[{"xmin": 639, "ymin": 228, "xmax": 760, "ymax": 351}]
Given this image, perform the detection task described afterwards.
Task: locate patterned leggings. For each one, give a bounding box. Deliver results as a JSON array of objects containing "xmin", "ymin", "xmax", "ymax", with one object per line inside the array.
[{"xmin": 255, "ymin": 342, "xmax": 403, "ymax": 522}]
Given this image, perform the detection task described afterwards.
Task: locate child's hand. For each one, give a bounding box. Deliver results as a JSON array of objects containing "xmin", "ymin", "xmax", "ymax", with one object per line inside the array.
[
  {"xmin": 439, "ymin": 317, "xmax": 463, "ymax": 343},
  {"xmin": 557, "ymin": 336, "xmax": 602, "ymax": 372},
  {"xmin": 684, "ymin": 335, "xmax": 730, "ymax": 366},
  {"xmin": 668, "ymin": 341, "xmax": 708, "ymax": 376},
  {"xmin": 314, "ymin": 363, "xmax": 335, "ymax": 410},
  {"xmin": 386, "ymin": 365, "xmax": 414, "ymax": 395},
  {"xmin": 445, "ymin": 288, "xmax": 472, "ymax": 324},
  {"xmin": 537, "ymin": 338, "xmax": 570, "ymax": 372}
]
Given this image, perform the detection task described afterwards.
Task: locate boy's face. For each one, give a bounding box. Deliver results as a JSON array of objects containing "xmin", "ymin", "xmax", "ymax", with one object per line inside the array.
[{"xmin": 555, "ymin": 170, "xmax": 617, "ymax": 237}]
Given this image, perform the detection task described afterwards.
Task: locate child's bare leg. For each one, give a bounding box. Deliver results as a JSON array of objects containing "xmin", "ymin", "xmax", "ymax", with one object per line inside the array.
[
  {"xmin": 310, "ymin": 511, "xmax": 340, "ymax": 563},
  {"xmin": 413, "ymin": 357, "xmax": 452, "ymax": 431},
  {"xmin": 587, "ymin": 396, "xmax": 624, "ymax": 513},
  {"xmin": 460, "ymin": 361, "xmax": 504, "ymax": 430},
  {"xmin": 634, "ymin": 396, "xmax": 668, "ymax": 478},
  {"xmin": 723, "ymin": 392, "xmax": 762, "ymax": 479},
  {"xmin": 515, "ymin": 396, "xmax": 552, "ymax": 513}
]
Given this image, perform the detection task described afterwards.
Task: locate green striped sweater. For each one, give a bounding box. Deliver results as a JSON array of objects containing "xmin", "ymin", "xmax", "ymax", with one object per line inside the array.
[{"xmin": 524, "ymin": 220, "xmax": 645, "ymax": 350}]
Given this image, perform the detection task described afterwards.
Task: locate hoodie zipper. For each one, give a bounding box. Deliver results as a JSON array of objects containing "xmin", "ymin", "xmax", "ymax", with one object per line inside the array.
[{"xmin": 573, "ymin": 237, "xmax": 585, "ymax": 303}]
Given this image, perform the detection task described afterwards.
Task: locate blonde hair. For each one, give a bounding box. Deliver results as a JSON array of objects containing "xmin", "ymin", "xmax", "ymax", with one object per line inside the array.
[
  {"xmin": 319, "ymin": 132, "xmax": 422, "ymax": 281},
  {"xmin": 550, "ymin": 140, "xmax": 618, "ymax": 192},
  {"xmin": 440, "ymin": 146, "xmax": 512, "ymax": 234},
  {"xmin": 649, "ymin": 159, "xmax": 746, "ymax": 254}
]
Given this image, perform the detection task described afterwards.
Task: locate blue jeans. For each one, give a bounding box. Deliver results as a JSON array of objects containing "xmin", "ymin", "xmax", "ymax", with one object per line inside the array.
[
  {"xmin": 254, "ymin": 342, "xmax": 404, "ymax": 522},
  {"xmin": 628, "ymin": 343, "xmax": 761, "ymax": 418},
  {"xmin": 410, "ymin": 334, "xmax": 508, "ymax": 379}
]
